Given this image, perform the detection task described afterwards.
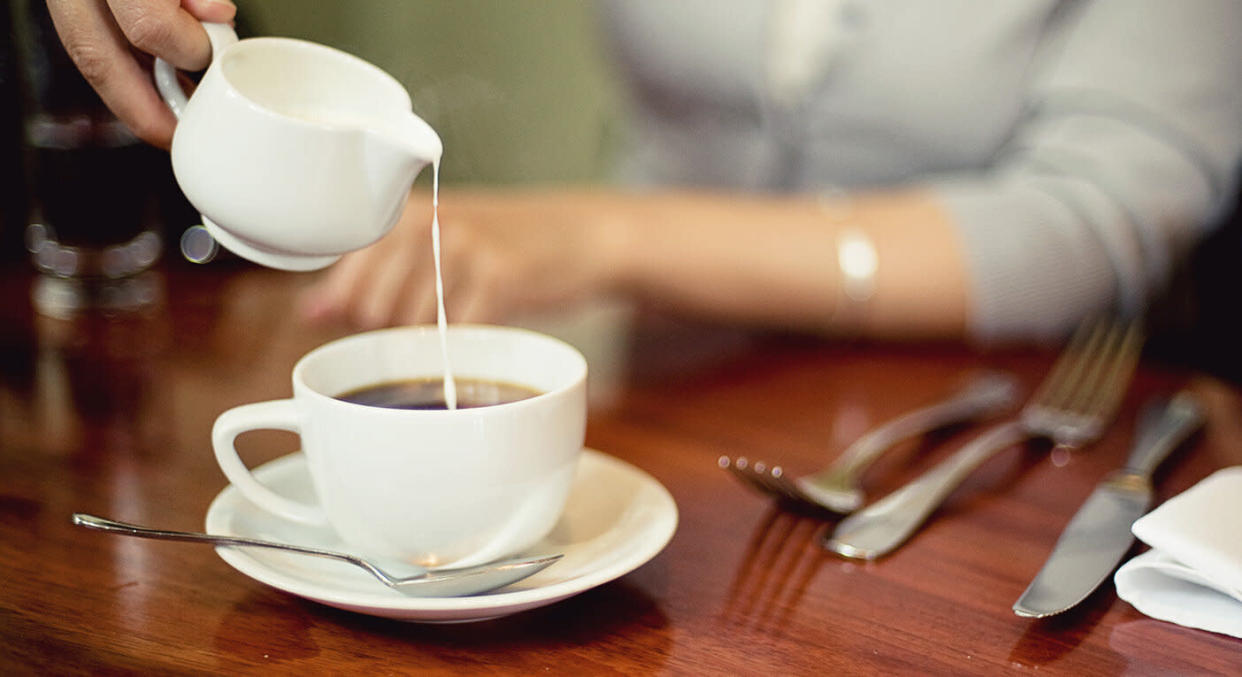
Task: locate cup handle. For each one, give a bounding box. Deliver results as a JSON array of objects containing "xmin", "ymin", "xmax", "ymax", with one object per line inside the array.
[
  {"xmin": 153, "ymin": 22, "xmax": 239, "ymax": 119},
  {"xmin": 212, "ymin": 399, "xmax": 328, "ymax": 525}
]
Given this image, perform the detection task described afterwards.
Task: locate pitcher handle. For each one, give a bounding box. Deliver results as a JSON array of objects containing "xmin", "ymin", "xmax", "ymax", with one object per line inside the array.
[{"xmin": 153, "ymin": 22, "xmax": 239, "ymax": 118}]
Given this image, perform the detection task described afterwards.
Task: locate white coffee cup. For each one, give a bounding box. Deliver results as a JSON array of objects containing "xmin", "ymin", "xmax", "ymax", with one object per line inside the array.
[
  {"xmin": 154, "ymin": 24, "xmax": 442, "ymax": 271},
  {"xmin": 212, "ymin": 325, "xmax": 587, "ymax": 567}
]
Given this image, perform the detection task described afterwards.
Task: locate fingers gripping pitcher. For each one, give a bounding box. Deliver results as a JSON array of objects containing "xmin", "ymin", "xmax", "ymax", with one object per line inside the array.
[{"xmin": 154, "ymin": 23, "xmax": 442, "ymax": 271}]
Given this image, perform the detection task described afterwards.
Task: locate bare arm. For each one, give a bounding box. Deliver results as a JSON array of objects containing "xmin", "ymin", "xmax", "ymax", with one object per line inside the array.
[
  {"xmin": 300, "ymin": 187, "xmax": 968, "ymax": 339},
  {"xmin": 609, "ymin": 190, "xmax": 967, "ymax": 338}
]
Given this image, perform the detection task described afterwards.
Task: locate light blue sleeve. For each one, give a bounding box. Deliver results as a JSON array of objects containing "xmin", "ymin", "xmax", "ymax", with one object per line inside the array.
[{"xmin": 931, "ymin": 0, "xmax": 1242, "ymax": 342}]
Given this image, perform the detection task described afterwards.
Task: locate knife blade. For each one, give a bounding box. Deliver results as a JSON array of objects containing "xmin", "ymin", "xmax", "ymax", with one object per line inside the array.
[{"xmin": 1012, "ymin": 391, "xmax": 1206, "ymax": 618}]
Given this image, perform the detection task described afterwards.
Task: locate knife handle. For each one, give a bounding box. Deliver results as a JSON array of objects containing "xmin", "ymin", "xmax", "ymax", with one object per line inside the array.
[{"xmin": 1122, "ymin": 391, "xmax": 1205, "ymax": 479}]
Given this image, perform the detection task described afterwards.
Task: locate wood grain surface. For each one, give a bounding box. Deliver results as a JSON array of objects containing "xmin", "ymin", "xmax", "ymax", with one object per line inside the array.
[{"xmin": 2, "ymin": 265, "xmax": 1240, "ymax": 675}]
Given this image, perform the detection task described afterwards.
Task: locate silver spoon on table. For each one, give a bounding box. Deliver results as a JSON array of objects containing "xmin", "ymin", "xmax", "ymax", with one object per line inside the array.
[{"xmin": 73, "ymin": 513, "xmax": 561, "ymax": 597}]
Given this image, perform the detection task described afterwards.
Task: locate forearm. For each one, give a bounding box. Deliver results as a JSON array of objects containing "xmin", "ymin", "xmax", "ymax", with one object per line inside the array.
[
  {"xmin": 301, "ymin": 185, "xmax": 969, "ymax": 334},
  {"xmin": 600, "ymin": 189, "xmax": 968, "ymax": 338}
]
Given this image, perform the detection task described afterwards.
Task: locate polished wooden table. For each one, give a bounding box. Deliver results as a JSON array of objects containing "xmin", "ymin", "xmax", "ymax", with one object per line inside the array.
[{"xmin": 2, "ymin": 264, "xmax": 1240, "ymax": 674}]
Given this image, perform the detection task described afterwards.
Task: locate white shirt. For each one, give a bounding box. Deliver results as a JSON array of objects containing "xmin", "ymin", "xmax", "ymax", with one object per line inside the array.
[{"xmin": 597, "ymin": 0, "xmax": 1242, "ymax": 341}]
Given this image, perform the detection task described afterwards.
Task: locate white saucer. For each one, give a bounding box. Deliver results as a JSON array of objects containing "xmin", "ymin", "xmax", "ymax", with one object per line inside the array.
[{"xmin": 204, "ymin": 448, "xmax": 678, "ymax": 623}]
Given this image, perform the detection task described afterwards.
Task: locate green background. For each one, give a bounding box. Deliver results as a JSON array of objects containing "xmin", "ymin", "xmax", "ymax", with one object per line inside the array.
[{"xmin": 243, "ymin": 0, "xmax": 624, "ymax": 186}]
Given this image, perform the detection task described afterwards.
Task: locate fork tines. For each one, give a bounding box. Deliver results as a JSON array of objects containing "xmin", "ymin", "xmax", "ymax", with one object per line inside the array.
[
  {"xmin": 719, "ymin": 456, "xmax": 806, "ymax": 504},
  {"xmin": 1024, "ymin": 315, "xmax": 1143, "ymax": 446}
]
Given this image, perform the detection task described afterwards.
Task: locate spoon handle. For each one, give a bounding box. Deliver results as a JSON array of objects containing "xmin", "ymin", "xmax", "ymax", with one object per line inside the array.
[
  {"xmin": 72, "ymin": 513, "xmax": 376, "ymax": 570},
  {"xmin": 73, "ymin": 513, "xmax": 564, "ymax": 596}
]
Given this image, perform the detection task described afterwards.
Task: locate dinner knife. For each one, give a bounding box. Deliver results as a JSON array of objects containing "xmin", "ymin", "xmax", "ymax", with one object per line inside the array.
[{"xmin": 1012, "ymin": 391, "xmax": 1206, "ymax": 618}]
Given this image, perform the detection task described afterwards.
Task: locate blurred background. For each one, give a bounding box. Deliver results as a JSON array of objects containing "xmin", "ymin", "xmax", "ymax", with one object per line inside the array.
[
  {"xmin": 243, "ymin": 0, "xmax": 625, "ymax": 186},
  {"xmin": 1, "ymin": 0, "xmax": 1239, "ymax": 382}
]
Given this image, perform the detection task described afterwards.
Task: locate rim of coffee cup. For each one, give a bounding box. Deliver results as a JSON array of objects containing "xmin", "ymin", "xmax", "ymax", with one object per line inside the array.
[{"xmin": 291, "ymin": 324, "xmax": 588, "ymax": 413}]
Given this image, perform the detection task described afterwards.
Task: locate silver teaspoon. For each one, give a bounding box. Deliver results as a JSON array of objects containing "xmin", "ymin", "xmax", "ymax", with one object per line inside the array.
[{"xmin": 73, "ymin": 513, "xmax": 561, "ymax": 597}]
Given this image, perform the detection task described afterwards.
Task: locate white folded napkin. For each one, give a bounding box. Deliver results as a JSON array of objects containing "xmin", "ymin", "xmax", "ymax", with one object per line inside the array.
[{"xmin": 1114, "ymin": 466, "xmax": 1242, "ymax": 638}]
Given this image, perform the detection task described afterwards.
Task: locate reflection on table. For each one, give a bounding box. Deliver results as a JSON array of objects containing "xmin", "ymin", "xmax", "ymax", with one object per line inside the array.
[{"xmin": 2, "ymin": 264, "xmax": 1240, "ymax": 674}]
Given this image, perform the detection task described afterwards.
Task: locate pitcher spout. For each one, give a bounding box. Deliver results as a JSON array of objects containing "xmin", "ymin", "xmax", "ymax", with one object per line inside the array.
[
  {"xmin": 356, "ymin": 111, "xmax": 443, "ymax": 243},
  {"xmin": 361, "ymin": 112, "xmax": 443, "ymax": 212},
  {"xmin": 363, "ymin": 112, "xmax": 443, "ymax": 167}
]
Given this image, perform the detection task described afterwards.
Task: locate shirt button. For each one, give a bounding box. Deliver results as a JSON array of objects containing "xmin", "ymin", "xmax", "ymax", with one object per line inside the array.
[{"xmin": 839, "ymin": 2, "xmax": 867, "ymax": 30}]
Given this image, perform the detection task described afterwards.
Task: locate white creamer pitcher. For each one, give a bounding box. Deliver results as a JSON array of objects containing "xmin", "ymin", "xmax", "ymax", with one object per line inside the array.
[{"xmin": 154, "ymin": 24, "xmax": 442, "ymax": 271}]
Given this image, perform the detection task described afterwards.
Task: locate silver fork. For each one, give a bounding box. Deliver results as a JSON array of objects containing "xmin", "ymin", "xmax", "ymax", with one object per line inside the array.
[
  {"xmin": 720, "ymin": 372, "xmax": 1018, "ymax": 509},
  {"xmin": 824, "ymin": 316, "xmax": 1143, "ymax": 560},
  {"xmin": 720, "ymin": 372, "xmax": 1020, "ymax": 513}
]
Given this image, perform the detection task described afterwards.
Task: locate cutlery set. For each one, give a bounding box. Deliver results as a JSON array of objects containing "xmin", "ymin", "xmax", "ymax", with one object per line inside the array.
[{"xmin": 723, "ymin": 315, "xmax": 1207, "ymax": 618}]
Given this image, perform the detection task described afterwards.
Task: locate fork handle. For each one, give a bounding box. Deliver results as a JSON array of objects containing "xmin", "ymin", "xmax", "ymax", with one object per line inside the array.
[
  {"xmin": 823, "ymin": 421, "xmax": 1028, "ymax": 560},
  {"xmin": 810, "ymin": 372, "xmax": 1019, "ymax": 483}
]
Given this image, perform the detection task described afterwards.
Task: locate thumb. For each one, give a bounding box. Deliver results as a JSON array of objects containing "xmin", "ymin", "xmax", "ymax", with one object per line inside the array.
[{"xmin": 181, "ymin": 0, "xmax": 237, "ymax": 23}]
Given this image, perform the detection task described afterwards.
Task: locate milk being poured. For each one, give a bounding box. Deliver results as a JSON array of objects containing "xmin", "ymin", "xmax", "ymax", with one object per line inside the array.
[
  {"xmin": 356, "ymin": 111, "xmax": 454, "ymax": 409},
  {"xmin": 282, "ymin": 103, "xmax": 455, "ymax": 407},
  {"xmin": 429, "ymin": 160, "xmax": 457, "ymax": 410}
]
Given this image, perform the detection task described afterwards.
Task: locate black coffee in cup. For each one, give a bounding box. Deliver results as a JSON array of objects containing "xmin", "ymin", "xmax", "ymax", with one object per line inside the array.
[{"xmin": 336, "ymin": 377, "xmax": 541, "ymax": 410}]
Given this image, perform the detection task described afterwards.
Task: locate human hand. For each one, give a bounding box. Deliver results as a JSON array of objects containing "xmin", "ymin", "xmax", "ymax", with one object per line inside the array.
[
  {"xmin": 298, "ymin": 189, "xmax": 627, "ymax": 329},
  {"xmin": 45, "ymin": 0, "xmax": 237, "ymax": 148}
]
